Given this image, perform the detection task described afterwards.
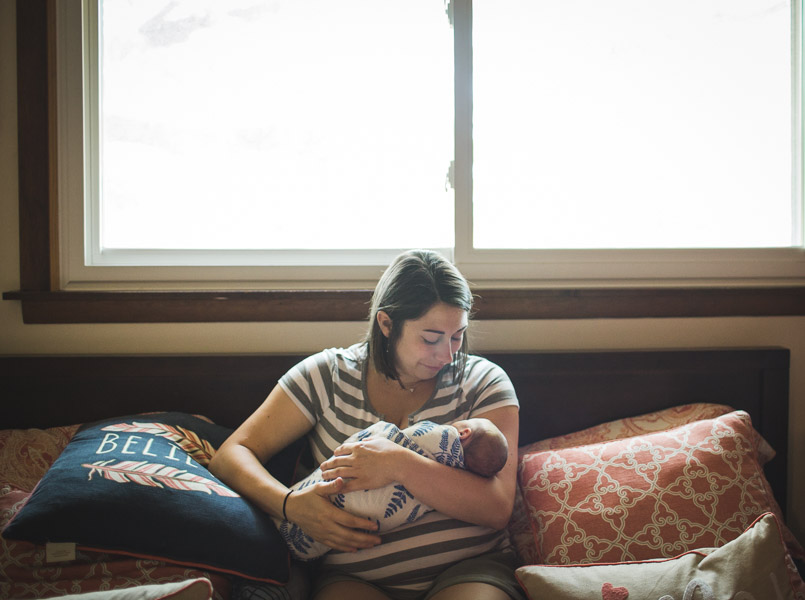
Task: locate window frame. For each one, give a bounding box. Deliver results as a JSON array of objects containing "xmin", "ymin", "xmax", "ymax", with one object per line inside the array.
[
  {"xmin": 6, "ymin": 0, "xmax": 805, "ymax": 324},
  {"xmin": 66, "ymin": 0, "xmax": 457, "ymax": 285},
  {"xmin": 66, "ymin": 0, "xmax": 805, "ymax": 287}
]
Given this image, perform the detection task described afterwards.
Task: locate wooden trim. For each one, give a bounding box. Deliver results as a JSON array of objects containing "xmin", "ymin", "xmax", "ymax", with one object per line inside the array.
[
  {"xmin": 4, "ymin": 286, "xmax": 805, "ymax": 323},
  {"xmin": 471, "ymin": 286, "xmax": 805, "ymax": 319},
  {"xmin": 9, "ymin": 3, "xmax": 805, "ymax": 324},
  {"xmin": 2, "ymin": 289, "xmax": 373, "ymax": 323},
  {"xmin": 16, "ymin": 0, "xmax": 53, "ymax": 292},
  {"xmin": 47, "ymin": 0, "xmax": 60, "ymax": 290}
]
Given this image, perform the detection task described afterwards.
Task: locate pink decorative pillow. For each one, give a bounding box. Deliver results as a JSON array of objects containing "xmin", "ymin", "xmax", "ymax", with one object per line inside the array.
[
  {"xmin": 520, "ymin": 403, "xmax": 738, "ymax": 457},
  {"xmin": 0, "ymin": 425, "xmax": 79, "ymax": 491},
  {"xmin": 508, "ymin": 403, "xmax": 756, "ymax": 565},
  {"xmin": 517, "ymin": 411, "xmax": 793, "ymax": 565},
  {"xmin": 518, "ymin": 402, "xmax": 776, "ymax": 465}
]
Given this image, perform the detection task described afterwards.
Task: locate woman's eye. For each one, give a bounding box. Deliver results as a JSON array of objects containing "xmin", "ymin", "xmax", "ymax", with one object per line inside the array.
[
  {"xmin": 423, "ymin": 338, "xmax": 439, "ymax": 345},
  {"xmin": 451, "ymin": 335, "xmax": 463, "ymax": 343}
]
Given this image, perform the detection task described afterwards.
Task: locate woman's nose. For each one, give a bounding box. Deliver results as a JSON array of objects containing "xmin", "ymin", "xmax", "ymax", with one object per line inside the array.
[{"xmin": 437, "ymin": 340, "xmax": 454, "ymax": 364}]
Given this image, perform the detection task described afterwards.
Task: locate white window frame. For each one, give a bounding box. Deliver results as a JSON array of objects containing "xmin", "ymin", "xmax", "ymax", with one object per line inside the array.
[{"xmin": 57, "ymin": 0, "xmax": 805, "ymax": 291}]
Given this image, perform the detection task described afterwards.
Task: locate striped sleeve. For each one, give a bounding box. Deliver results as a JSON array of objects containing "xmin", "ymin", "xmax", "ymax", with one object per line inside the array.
[
  {"xmin": 464, "ymin": 355, "xmax": 519, "ymax": 415},
  {"xmin": 277, "ymin": 345, "xmax": 379, "ymax": 465},
  {"xmin": 277, "ymin": 351, "xmax": 333, "ymax": 426}
]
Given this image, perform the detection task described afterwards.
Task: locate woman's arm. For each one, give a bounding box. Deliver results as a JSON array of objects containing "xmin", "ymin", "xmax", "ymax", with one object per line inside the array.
[
  {"xmin": 209, "ymin": 384, "xmax": 381, "ymax": 552},
  {"xmin": 319, "ymin": 405, "xmax": 519, "ymax": 530}
]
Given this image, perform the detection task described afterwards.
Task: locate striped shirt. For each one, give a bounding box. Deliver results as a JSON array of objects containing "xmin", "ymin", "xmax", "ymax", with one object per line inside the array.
[{"xmin": 278, "ymin": 342, "xmax": 519, "ymax": 594}]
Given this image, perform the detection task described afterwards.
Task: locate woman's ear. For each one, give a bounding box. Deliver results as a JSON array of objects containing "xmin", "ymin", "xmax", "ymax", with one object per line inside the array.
[{"xmin": 376, "ymin": 310, "xmax": 393, "ymax": 338}]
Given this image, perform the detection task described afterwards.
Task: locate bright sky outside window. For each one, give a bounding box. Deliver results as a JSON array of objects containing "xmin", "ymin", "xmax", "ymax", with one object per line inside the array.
[
  {"xmin": 472, "ymin": 0, "xmax": 794, "ymax": 250},
  {"xmin": 99, "ymin": 1, "xmax": 454, "ymax": 251}
]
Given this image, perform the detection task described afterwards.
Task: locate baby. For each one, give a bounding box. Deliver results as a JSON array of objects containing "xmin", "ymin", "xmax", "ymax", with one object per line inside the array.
[{"xmin": 274, "ymin": 417, "xmax": 508, "ymax": 560}]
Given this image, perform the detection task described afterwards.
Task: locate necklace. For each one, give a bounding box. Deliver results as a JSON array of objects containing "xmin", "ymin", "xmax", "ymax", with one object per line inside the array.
[{"xmin": 396, "ymin": 378, "xmax": 419, "ymax": 393}]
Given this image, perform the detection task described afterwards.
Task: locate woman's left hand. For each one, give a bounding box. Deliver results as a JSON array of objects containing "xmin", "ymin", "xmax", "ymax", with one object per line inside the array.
[{"xmin": 320, "ymin": 436, "xmax": 409, "ymax": 493}]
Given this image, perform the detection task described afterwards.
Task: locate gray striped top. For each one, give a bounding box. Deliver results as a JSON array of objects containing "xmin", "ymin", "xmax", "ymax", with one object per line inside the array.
[{"xmin": 278, "ymin": 343, "xmax": 519, "ymax": 593}]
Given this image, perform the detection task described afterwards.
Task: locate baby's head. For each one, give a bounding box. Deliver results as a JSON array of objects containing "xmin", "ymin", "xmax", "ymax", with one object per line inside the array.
[{"xmin": 451, "ymin": 418, "xmax": 508, "ymax": 477}]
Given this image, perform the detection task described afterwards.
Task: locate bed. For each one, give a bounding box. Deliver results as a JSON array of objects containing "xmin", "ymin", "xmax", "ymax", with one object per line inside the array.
[{"xmin": 1, "ymin": 348, "xmax": 802, "ymax": 599}]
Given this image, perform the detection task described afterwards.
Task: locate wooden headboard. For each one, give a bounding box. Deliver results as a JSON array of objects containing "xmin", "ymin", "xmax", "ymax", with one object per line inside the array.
[{"xmin": 0, "ymin": 347, "xmax": 790, "ymax": 513}]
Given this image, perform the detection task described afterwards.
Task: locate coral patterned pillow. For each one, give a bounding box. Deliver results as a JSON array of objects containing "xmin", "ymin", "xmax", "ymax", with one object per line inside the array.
[
  {"xmin": 509, "ymin": 403, "xmax": 745, "ymax": 565},
  {"xmin": 0, "ymin": 424, "xmax": 79, "ymax": 492},
  {"xmin": 517, "ymin": 402, "xmax": 765, "ymax": 458},
  {"xmin": 517, "ymin": 411, "xmax": 786, "ymax": 565}
]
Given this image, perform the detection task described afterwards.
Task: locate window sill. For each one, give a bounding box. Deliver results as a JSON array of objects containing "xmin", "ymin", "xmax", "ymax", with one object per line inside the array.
[{"xmin": 4, "ymin": 286, "xmax": 805, "ymax": 323}]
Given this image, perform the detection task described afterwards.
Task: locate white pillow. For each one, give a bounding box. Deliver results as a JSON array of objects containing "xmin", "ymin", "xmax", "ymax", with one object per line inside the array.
[
  {"xmin": 50, "ymin": 578, "xmax": 212, "ymax": 600},
  {"xmin": 515, "ymin": 513, "xmax": 805, "ymax": 600}
]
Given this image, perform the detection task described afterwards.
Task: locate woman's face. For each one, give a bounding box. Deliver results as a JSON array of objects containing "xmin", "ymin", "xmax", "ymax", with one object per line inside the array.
[{"xmin": 379, "ymin": 301, "xmax": 468, "ymax": 385}]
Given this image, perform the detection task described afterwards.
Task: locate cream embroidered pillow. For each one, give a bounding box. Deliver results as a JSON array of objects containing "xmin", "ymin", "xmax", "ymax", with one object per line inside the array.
[{"xmin": 515, "ymin": 513, "xmax": 805, "ymax": 600}]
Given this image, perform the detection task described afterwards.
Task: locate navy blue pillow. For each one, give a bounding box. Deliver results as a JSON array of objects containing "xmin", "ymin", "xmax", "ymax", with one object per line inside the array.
[{"xmin": 2, "ymin": 412, "xmax": 300, "ymax": 584}]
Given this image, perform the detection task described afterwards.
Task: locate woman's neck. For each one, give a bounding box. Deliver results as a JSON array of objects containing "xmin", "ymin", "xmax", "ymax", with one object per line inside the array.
[{"xmin": 366, "ymin": 367, "xmax": 436, "ymax": 428}]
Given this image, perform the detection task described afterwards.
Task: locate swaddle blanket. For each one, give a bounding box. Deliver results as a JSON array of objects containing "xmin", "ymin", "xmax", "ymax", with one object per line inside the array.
[{"xmin": 275, "ymin": 420, "xmax": 465, "ymax": 560}]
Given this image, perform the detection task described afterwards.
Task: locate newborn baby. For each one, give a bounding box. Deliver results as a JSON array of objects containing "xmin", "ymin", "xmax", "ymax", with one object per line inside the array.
[{"xmin": 274, "ymin": 417, "xmax": 508, "ymax": 560}]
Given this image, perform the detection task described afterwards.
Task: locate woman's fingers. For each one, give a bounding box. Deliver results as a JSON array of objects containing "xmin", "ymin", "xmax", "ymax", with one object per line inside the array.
[
  {"xmin": 320, "ymin": 517, "xmax": 381, "ymax": 552},
  {"xmin": 319, "ymin": 457, "xmax": 343, "ymax": 476},
  {"xmin": 331, "ymin": 443, "xmax": 350, "ymax": 456},
  {"xmin": 316, "ymin": 478, "xmax": 379, "ymax": 529},
  {"xmin": 307, "ymin": 478, "xmax": 381, "ymax": 551}
]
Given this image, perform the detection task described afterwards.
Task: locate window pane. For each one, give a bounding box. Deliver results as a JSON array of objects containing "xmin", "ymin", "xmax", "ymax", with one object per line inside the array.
[
  {"xmin": 100, "ymin": 1, "xmax": 453, "ymax": 250},
  {"xmin": 473, "ymin": 0, "xmax": 794, "ymax": 249}
]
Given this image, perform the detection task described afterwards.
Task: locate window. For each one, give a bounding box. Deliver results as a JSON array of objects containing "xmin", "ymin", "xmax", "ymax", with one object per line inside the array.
[
  {"xmin": 56, "ymin": 0, "xmax": 805, "ymax": 290},
  {"xmin": 96, "ymin": 1, "xmax": 453, "ymax": 254},
  {"xmin": 473, "ymin": 0, "xmax": 795, "ymax": 250}
]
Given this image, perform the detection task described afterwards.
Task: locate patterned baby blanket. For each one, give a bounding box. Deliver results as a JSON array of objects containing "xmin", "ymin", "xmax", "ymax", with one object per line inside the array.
[{"xmin": 275, "ymin": 420, "xmax": 464, "ymax": 560}]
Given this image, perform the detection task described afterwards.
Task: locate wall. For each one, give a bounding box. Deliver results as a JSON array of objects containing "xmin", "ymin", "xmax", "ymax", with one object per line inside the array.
[{"xmin": 2, "ymin": 0, "xmax": 804, "ymax": 542}]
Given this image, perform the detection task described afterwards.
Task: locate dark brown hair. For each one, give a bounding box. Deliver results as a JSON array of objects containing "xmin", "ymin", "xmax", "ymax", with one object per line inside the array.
[{"xmin": 365, "ymin": 249, "xmax": 473, "ymax": 383}]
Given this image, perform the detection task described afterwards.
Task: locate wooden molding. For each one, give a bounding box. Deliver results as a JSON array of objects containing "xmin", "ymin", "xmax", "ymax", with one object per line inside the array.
[
  {"xmin": 16, "ymin": 0, "xmax": 53, "ymax": 292},
  {"xmin": 4, "ymin": 287, "xmax": 805, "ymax": 323}
]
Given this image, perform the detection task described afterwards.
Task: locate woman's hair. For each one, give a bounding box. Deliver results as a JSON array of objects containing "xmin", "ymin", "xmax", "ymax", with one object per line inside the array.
[{"xmin": 366, "ymin": 249, "xmax": 473, "ymax": 383}]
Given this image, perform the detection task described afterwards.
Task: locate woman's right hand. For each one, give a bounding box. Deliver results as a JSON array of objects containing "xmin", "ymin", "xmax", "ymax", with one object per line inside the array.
[{"xmin": 285, "ymin": 477, "xmax": 381, "ymax": 553}]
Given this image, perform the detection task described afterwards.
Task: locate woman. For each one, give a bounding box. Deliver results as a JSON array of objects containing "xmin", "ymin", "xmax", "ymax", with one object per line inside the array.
[{"xmin": 210, "ymin": 250, "xmax": 522, "ymax": 600}]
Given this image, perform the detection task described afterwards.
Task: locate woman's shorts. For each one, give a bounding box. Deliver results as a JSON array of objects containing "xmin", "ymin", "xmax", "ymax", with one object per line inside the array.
[{"xmin": 311, "ymin": 549, "xmax": 526, "ymax": 600}]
